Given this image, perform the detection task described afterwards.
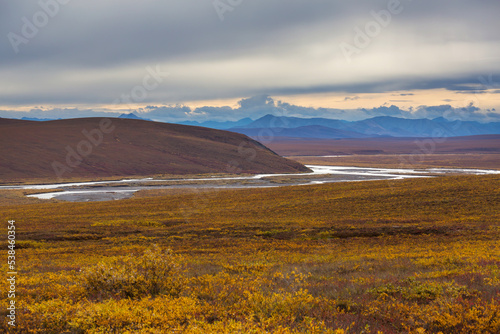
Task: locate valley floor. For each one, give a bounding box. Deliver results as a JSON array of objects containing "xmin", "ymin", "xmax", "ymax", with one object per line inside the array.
[
  {"xmin": 1, "ymin": 173, "xmax": 500, "ymax": 333},
  {"xmin": 293, "ymin": 154, "xmax": 500, "ymax": 171},
  {"xmin": 267, "ymin": 135, "xmax": 500, "ymax": 171}
]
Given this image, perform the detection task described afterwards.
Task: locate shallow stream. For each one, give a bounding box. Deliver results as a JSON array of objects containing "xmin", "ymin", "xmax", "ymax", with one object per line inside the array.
[{"xmin": 1, "ymin": 165, "xmax": 498, "ymax": 202}]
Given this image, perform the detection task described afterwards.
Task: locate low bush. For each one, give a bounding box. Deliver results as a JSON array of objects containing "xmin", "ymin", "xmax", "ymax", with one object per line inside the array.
[{"xmin": 82, "ymin": 244, "xmax": 184, "ymax": 300}]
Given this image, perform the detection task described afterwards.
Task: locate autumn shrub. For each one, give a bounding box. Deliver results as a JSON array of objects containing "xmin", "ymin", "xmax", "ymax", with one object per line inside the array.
[
  {"xmin": 82, "ymin": 244, "xmax": 184, "ymax": 299},
  {"xmin": 244, "ymin": 289, "xmax": 318, "ymax": 325},
  {"xmin": 20, "ymin": 299, "xmax": 77, "ymax": 333},
  {"xmin": 368, "ymin": 278, "xmax": 465, "ymax": 303},
  {"xmin": 68, "ymin": 296, "xmax": 199, "ymax": 333},
  {"xmin": 3, "ymin": 174, "xmax": 500, "ymax": 333},
  {"xmin": 424, "ymin": 297, "xmax": 500, "ymax": 334}
]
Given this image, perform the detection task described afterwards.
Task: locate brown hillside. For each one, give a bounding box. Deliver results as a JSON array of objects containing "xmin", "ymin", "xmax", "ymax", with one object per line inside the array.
[
  {"xmin": 265, "ymin": 135, "xmax": 500, "ymax": 156},
  {"xmin": 0, "ymin": 118, "xmax": 309, "ymax": 182}
]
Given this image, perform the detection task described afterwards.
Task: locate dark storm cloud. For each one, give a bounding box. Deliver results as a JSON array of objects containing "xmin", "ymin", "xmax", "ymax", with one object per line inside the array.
[
  {"xmin": 255, "ymin": 75, "xmax": 500, "ymax": 98},
  {"xmin": 1, "ymin": 0, "xmax": 500, "ymax": 106}
]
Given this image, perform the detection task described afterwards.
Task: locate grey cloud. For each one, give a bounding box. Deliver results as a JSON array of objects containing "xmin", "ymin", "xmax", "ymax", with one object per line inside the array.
[
  {"xmin": 255, "ymin": 75, "xmax": 500, "ymax": 98},
  {"xmin": 365, "ymin": 105, "xmax": 406, "ymax": 117},
  {"xmin": 1, "ymin": 1, "xmax": 500, "ymax": 106},
  {"xmin": 411, "ymin": 104, "xmax": 498, "ymax": 122},
  {"xmin": 4, "ymin": 96, "xmax": 499, "ymax": 123},
  {"xmin": 238, "ymin": 95, "xmax": 275, "ymax": 109},
  {"xmin": 1, "ymin": 1, "xmax": 345, "ymax": 67},
  {"xmin": 0, "ymin": 108, "xmax": 118, "ymax": 120},
  {"xmin": 141, "ymin": 105, "xmax": 193, "ymax": 121}
]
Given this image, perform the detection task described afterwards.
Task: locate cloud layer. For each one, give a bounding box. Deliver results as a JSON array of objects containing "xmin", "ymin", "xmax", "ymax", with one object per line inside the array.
[
  {"xmin": 1, "ymin": 0, "xmax": 500, "ymax": 109},
  {"xmin": 2, "ymin": 95, "xmax": 499, "ymax": 123}
]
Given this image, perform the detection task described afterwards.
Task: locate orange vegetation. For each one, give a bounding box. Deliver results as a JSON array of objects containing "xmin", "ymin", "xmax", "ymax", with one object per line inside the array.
[{"xmin": 1, "ymin": 174, "xmax": 500, "ymax": 333}]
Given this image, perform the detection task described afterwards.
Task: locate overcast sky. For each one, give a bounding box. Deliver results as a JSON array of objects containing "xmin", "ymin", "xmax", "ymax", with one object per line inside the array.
[{"xmin": 1, "ymin": 0, "xmax": 500, "ymax": 121}]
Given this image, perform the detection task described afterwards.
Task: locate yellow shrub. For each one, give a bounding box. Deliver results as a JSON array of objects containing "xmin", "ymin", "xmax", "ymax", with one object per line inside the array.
[{"xmin": 81, "ymin": 245, "xmax": 184, "ymax": 299}]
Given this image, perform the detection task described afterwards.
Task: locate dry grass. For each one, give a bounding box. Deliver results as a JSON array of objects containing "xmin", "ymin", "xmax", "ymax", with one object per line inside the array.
[
  {"xmin": 1, "ymin": 174, "xmax": 500, "ymax": 333},
  {"xmin": 0, "ymin": 189, "xmax": 61, "ymax": 206}
]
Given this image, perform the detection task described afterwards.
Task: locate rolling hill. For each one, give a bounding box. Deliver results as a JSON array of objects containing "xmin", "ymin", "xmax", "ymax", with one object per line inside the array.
[{"xmin": 0, "ymin": 118, "xmax": 309, "ymax": 182}]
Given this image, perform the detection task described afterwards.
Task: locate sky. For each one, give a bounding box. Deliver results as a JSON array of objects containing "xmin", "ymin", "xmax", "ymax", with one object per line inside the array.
[{"xmin": 1, "ymin": 0, "xmax": 500, "ymax": 122}]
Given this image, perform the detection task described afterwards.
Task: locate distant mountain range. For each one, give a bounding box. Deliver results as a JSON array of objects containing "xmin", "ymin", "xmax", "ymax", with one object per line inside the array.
[
  {"xmin": 11, "ymin": 113, "xmax": 500, "ymax": 138},
  {"xmin": 228, "ymin": 115, "xmax": 500, "ymax": 139},
  {"xmin": 119, "ymin": 114, "xmax": 254, "ymax": 129},
  {"xmin": 177, "ymin": 117, "xmax": 253, "ymax": 130},
  {"xmin": 21, "ymin": 117, "xmax": 59, "ymax": 121},
  {"xmin": 119, "ymin": 113, "xmax": 151, "ymax": 121},
  {"xmin": 235, "ymin": 114, "xmax": 349, "ymax": 130}
]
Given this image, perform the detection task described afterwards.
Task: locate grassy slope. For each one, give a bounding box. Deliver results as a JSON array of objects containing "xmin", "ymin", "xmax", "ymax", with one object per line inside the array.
[
  {"xmin": 268, "ymin": 135, "xmax": 500, "ymax": 170},
  {"xmin": 1, "ymin": 175, "xmax": 500, "ymax": 332},
  {"xmin": 265, "ymin": 135, "xmax": 500, "ymax": 156},
  {"xmin": 0, "ymin": 118, "xmax": 308, "ymax": 182}
]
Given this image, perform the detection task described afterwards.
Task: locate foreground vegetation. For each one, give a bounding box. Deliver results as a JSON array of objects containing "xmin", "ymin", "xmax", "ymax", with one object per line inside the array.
[{"xmin": 1, "ymin": 174, "xmax": 500, "ymax": 333}]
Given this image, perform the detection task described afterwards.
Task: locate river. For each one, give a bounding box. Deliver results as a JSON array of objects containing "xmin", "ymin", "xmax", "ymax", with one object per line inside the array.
[{"xmin": 1, "ymin": 165, "xmax": 498, "ymax": 202}]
